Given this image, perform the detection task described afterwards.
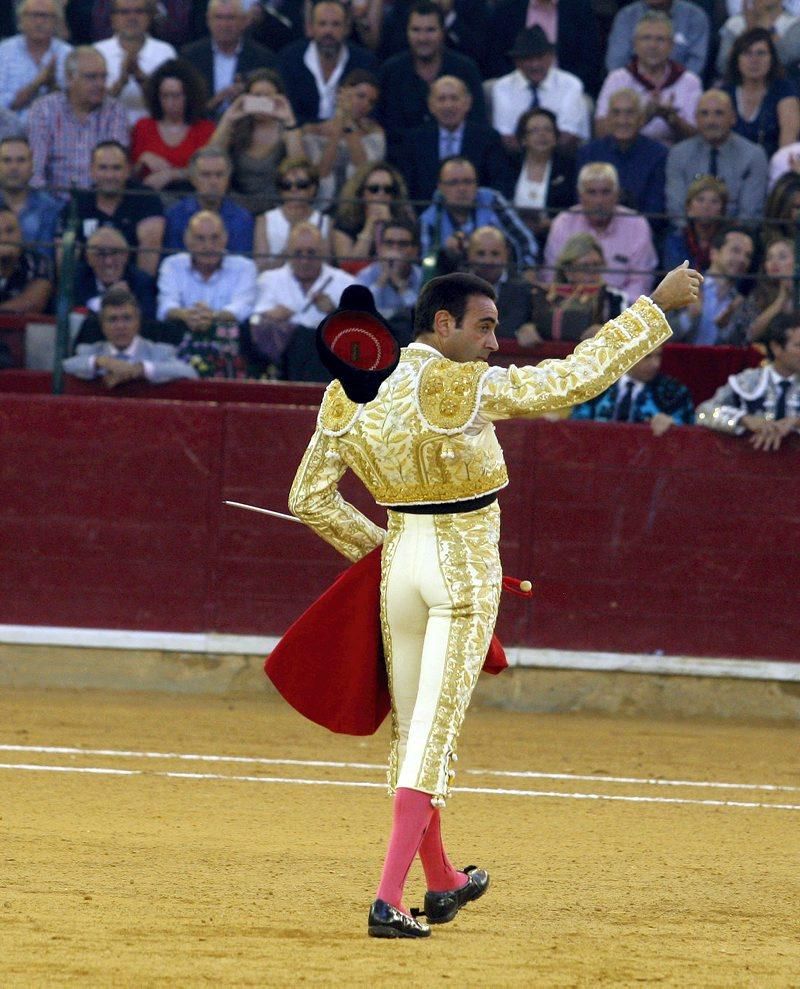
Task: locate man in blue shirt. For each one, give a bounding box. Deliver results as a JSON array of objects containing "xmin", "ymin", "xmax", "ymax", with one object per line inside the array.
[
  {"xmin": 164, "ymin": 146, "xmax": 254, "ymax": 255},
  {"xmin": 418, "ymin": 157, "xmax": 538, "ymax": 273},
  {"xmin": 356, "ymin": 218, "xmax": 423, "ymax": 345},
  {"xmin": 577, "ymin": 88, "xmax": 667, "ymax": 223}
]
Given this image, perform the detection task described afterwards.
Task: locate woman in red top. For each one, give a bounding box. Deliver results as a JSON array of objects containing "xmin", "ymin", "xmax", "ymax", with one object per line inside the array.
[{"xmin": 131, "ymin": 59, "xmax": 215, "ymax": 192}]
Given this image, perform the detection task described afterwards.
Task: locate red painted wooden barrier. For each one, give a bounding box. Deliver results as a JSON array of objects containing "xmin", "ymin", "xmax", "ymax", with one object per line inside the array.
[{"xmin": 1, "ymin": 391, "xmax": 797, "ymax": 662}]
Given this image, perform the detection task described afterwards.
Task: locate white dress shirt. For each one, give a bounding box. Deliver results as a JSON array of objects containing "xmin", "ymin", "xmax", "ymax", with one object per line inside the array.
[
  {"xmin": 254, "ymin": 262, "xmax": 355, "ymax": 327},
  {"xmin": 303, "ymin": 42, "xmax": 348, "ymax": 120},
  {"xmin": 157, "ymin": 253, "xmax": 258, "ymax": 322},
  {"xmin": 492, "ymin": 66, "xmax": 590, "ymax": 141},
  {"xmin": 94, "ymin": 34, "xmax": 177, "ymax": 125}
]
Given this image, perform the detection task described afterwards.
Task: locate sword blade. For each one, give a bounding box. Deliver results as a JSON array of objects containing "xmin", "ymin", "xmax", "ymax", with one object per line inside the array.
[{"xmin": 223, "ymin": 501, "xmax": 302, "ymax": 524}]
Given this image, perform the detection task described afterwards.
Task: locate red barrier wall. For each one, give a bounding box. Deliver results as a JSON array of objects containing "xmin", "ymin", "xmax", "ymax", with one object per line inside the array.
[{"xmin": 1, "ymin": 391, "xmax": 797, "ymax": 662}]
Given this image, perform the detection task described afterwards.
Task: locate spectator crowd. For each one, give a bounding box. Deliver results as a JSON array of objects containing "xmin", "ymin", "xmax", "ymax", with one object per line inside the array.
[{"xmin": 0, "ymin": 0, "xmax": 797, "ymax": 443}]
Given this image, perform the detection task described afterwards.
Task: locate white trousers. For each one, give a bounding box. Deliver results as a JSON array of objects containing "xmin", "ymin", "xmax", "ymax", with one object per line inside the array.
[{"xmin": 380, "ymin": 502, "xmax": 502, "ymax": 806}]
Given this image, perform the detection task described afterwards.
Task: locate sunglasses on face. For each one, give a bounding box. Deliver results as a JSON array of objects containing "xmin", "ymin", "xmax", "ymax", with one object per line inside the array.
[
  {"xmin": 279, "ymin": 178, "xmax": 314, "ymax": 191},
  {"xmin": 365, "ymin": 182, "xmax": 396, "ymax": 194}
]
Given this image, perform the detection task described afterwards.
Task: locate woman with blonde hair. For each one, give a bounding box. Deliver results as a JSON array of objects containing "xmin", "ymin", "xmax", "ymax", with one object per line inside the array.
[
  {"xmin": 520, "ymin": 233, "xmax": 626, "ymax": 345},
  {"xmin": 332, "ymin": 161, "xmax": 415, "ymax": 273},
  {"xmin": 663, "ymin": 175, "xmax": 728, "ymax": 272}
]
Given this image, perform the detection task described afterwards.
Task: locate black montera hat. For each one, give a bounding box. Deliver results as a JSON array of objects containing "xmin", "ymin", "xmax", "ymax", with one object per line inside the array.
[{"xmin": 315, "ymin": 285, "xmax": 400, "ymax": 404}]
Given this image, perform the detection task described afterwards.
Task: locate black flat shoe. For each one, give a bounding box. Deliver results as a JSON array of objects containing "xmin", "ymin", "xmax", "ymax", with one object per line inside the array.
[
  {"xmin": 368, "ymin": 899, "xmax": 431, "ymax": 938},
  {"xmin": 423, "ymin": 865, "xmax": 490, "ymax": 924}
]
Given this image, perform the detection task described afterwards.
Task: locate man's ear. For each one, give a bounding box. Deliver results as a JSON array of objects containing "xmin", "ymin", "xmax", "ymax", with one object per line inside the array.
[{"xmin": 433, "ymin": 308, "xmax": 453, "ymax": 337}]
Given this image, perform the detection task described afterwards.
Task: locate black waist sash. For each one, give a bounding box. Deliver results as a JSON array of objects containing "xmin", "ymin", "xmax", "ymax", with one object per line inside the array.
[{"xmin": 386, "ymin": 492, "xmax": 498, "ymax": 515}]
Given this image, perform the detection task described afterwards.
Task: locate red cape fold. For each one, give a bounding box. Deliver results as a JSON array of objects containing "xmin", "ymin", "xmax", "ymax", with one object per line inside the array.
[{"xmin": 264, "ymin": 545, "xmax": 509, "ymax": 736}]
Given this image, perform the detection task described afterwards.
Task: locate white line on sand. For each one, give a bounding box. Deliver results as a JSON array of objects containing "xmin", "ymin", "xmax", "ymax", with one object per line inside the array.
[
  {"xmin": 0, "ymin": 744, "xmax": 797, "ymax": 794},
  {"xmin": 1, "ymin": 761, "xmax": 799, "ymax": 811}
]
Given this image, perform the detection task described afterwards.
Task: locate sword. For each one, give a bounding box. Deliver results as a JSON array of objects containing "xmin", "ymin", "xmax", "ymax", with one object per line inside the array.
[{"xmin": 223, "ymin": 500, "xmax": 302, "ymax": 524}]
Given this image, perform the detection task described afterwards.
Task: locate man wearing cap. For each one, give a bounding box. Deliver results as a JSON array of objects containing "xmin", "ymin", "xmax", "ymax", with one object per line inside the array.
[
  {"xmin": 287, "ymin": 261, "xmax": 702, "ymax": 938},
  {"xmin": 490, "ymin": 27, "xmax": 590, "ymax": 153}
]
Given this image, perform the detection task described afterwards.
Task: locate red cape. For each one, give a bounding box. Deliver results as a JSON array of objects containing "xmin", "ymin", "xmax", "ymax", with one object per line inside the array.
[{"xmin": 265, "ymin": 546, "xmax": 512, "ymax": 736}]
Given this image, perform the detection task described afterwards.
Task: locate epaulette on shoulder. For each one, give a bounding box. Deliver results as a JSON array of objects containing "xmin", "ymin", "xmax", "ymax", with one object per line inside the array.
[{"xmin": 318, "ymin": 379, "xmax": 362, "ymax": 436}]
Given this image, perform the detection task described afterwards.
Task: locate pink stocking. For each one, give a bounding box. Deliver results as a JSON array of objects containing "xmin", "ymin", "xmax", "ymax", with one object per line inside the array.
[
  {"xmin": 376, "ymin": 787, "xmax": 435, "ymax": 912},
  {"xmin": 418, "ymin": 809, "xmax": 468, "ymax": 893}
]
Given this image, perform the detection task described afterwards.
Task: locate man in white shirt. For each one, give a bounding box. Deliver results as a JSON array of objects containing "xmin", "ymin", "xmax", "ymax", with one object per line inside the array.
[
  {"xmin": 157, "ymin": 210, "xmax": 258, "ymax": 329},
  {"xmin": 94, "ymin": 0, "xmax": 176, "ymax": 125},
  {"xmin": 490, "ymin": 26, "xmax": 590, "ymax": 153},
  {"xmin": 252, "ymin": 222, "xmax": 354, "ymax": 380}
]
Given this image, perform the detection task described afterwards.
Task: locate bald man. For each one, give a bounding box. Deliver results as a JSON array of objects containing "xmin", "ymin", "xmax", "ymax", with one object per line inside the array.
[
  {"xmin": 666, "ymin": 89, "xmax": 769, "ymax": 223},
  {"xmin": 157, "ymin": 210, "xmax": 258, "ymax": 331},
  {"xmin": 398, "ymin": 75, "xmax": 512, "ymax": 203},
  {"xmin": 465, "ymin": 226, "xmax": 536, "ymax": 340}
]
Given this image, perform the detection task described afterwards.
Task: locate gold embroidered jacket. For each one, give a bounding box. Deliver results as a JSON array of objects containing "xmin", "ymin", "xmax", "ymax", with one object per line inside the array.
[{"xmin": 288, "ymin": 296, "xmax": 671, "ymax": 561}]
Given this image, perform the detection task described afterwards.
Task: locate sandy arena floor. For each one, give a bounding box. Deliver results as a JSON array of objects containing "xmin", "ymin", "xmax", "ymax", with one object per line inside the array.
[{"xmin": 0, "ymin": 685, "xmax": 798, "ymax": 987}]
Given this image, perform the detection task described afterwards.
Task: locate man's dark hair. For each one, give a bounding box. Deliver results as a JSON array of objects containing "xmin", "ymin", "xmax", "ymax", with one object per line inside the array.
[
  {"xmin": 409, "ymin": 0, "xmax": 445, "ymax": 29},
  {"xmin": 413, "ymin": 272, "xmax": 496, "ymax": 338},
  {"xmin": 144, "ymin": 58, "xmax": 209, "ymax": 124},
  {"xmin": 0, "ymin": 135, "xmax": 30, "ymax": 153},
  {"xmin": 765, "ymin": 311, "xmax": 800, "ymax": 358},
  {"xmin": 91, "ymin": 140, "xmax": 130, "ymax": 162},
  {"xmin": 100, "ymin": 286, "xmax": 139, "ymax": 313},
  {"xmin": 710, "ymin": 224, "xmax": 752, "ymax": 252},
  {"xmin": 382, "ymin": 217, "xmax": 419, "ymax": 244},
  {"xmin": 515, "ymin": 106, "xmax": 558, "ymax": 145}
]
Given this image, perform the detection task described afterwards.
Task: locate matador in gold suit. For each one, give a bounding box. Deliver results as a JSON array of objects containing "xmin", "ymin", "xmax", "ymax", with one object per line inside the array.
[{"xmin": 288, "ymin": 267, "xmax": 701, "ymax": 939}]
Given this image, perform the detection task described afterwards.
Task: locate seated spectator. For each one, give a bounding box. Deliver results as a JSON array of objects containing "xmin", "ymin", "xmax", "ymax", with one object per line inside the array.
[
  {"xmin": 768, "ymin": 140, "xmax": 800, "ymax": 187},
  {"xmin": 716, "ymin": 0, "xmax": 800, "ymax": 78},
  {"xmin": 511, "ymin": 108, "xmax": 577, "ymax": 253},
  {"xmin": 0, "ymin": 208, "xmax": 52, "ymax": 313},
  {"xmin": 763, "ymin": 170, "xmax": 800, "ymax": 240},
  {"xmin": 94, "ymin": 0, "xmax": 176, "ymax": 126},
  {"xmin": 666, "ymin": 90, "xmax": 769, "ymax": 222},
  {"xmin": 332, "ymin": 161, "xmax": 416, "ymax": 272},
  {"xmin": 251, "ymin": 221, "xmax": 354, "ymax": 381},
  {"xmin": 595, "ymin": 12, "xmax": 700, "ymax": 149},
  {"xmin": 355, "ymin": 217, "xmax": 423, "ymax": 344},
  {"xmin": 722, "ymin": 28, "xmax": 800, "ymax": 161},
  {"xmin": 158, "ymin": 209, "xmax": 257, "ymax": 330},
  {"xmin": 278, "ymin": 0, "xmax": 377, "ymax": 127},
  {"xmin": 0, "ymin": 137, "xmax": 61, "ymax": 259},
  {"xmin": 253, "ymin": 158, "xmax": 331, "ymax": 271},
  {"xmin": 669, "ymin": 225, "xmax": 755, "ymax": 344},
  {"xmin": 490, "ymin": 27, "xmax": 590, "ymax": 155},
  {"xmin": 0, "ymin": 0, "xmax": 71, "ymax": 126},
  {"xmin": 578, "ymin": 89, "xmax": 667, "ymax": 221},
  {"xmin": 543, "ymin": 163, "xmax": 658, "ymax": 300},
  {"xmin": 697, "ymin": 311, "xmax": 800, "ymax": 449},
  {"xmin": 164, "ymin": 146, "xmax": 254, "ymax": 255},
  {"xmin": 729, "ymin": 235, "xmax": 796, "ymax": 343},
  {"xmin": 302, "ymin": 69, "xmax": 385, "ymax": 207},
  {"xmin": 377, "ymin": 0, "xmax": 485, "ymax": 157},
  {"xmin": 130, "ymin": 58, "xmax": 215, "ymax": 192},
  {"xmin": 485, "ymin": 0, "xmax": 604, "ymax": 98},
  {"xmin": 210, "ymin": 69, "xmax": 304, "ymax": 216},
  {"xmin": 419, "ymin": 157, "xmax": 539, "ymax": 274},
  {"xmin": 606, "ymin": 0, "xmax": 710, "ymax": 79},
  {"xmin": 64, "ymin": 285, "xmax": 198, "ymax": 386},
  {"xmin": 28, "ymin": 47, "xmax": 129, "ymax": 197},
  {"xmin": 398, "ymin": 75, "xmax": 512, "ymax": 205},
  {"xmin": 73, "ymin": 225, "xmax": 157, "ymax": 321},
  {"xmin": 663, "ymin": 176, "xmax": 729, "ymax": 272},
  {"xmin": 571, "ymin": 345, "xmax": 695, "ymax": 432},
  {"xmin": 380, "ymin": 0, "xmax": 487, "ymax": 67},
  {"xmin": 464, "ymin": 226, "xmax": 536, "ymax": 342},
  {"xmin": 181, "ymin": 0, "xmax": 276, "ymax": 120},
  {"xmin": 58, "ymin": 140, "xmax": 165, "ymax": 277},
  {"xmin": 523, "ymin": 233, "xmax": 627, "ymax": 345}
]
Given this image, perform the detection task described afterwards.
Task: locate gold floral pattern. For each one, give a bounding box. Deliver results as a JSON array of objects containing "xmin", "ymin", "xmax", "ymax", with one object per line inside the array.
[{"xmin": 417, "ymin": 359, "xmax": 489, "ymax": 432}]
